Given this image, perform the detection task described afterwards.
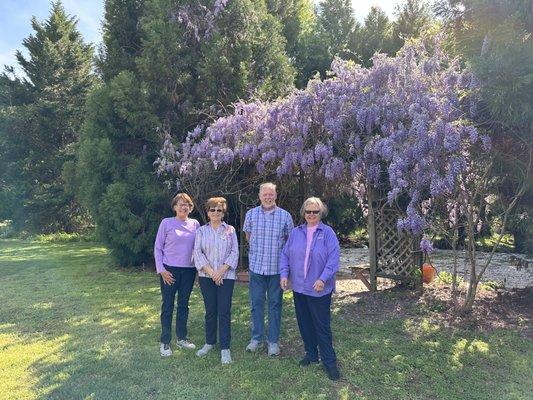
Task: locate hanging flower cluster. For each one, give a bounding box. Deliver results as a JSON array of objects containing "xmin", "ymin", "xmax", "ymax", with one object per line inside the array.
[
  {"xmin": 170, "ymin": 0, "xmax": 229, "ymax": 43},
  {"xmin": 157, "ymin": 39, "xmax": 488, "ymax": 242}
]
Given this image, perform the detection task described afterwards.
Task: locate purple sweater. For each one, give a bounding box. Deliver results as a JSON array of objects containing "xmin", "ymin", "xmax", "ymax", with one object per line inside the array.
[
  {"xmin": 154, "ymin": 217, "xmax": 200, "ymax": 273},
  {"xmin": 280, "ymin": 222, "xmax": 340, "ymax": 297}
]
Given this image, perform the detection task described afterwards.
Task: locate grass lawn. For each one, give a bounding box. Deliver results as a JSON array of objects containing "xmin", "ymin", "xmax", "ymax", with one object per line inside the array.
[{"xmin": 0, "ymin": 240, "xmax": 531, "ymax": 400}]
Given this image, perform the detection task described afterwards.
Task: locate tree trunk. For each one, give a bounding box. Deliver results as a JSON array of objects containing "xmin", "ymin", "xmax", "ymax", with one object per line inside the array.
[
  {"xmin": 451, "ymin": 227, "xmax": 459, "ymax": 306},
  {"xmin": 462, "ymin": 280, "xmax": 478, "ymax": 312},
  {"xmin": 460, "ymin": 208, "xmax": 479, "ymax": 313}
]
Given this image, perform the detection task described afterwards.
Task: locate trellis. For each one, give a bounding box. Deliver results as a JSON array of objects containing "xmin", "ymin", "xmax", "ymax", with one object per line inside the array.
[{"xmin": 366, "ymin": 187, "xmax": 423, "ymax": 291}]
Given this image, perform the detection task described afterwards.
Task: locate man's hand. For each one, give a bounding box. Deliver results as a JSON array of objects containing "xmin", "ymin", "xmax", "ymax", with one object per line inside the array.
[{"xmin": 280, "ymin": 277, "xmax": 289, "ymax": 291}]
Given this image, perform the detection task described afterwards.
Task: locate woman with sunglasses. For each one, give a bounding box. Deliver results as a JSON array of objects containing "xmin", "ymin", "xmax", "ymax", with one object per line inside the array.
[
  {"xmin": 193, "ymin": 197, "xmax": 239, "ymax": 364},
  {"xmin": 154, "ymin": 193, "xmax": 200, "ymax": 357},
  {"xmin": 280, "ymin": 197, "xmax": 341, "ymax": 380}
]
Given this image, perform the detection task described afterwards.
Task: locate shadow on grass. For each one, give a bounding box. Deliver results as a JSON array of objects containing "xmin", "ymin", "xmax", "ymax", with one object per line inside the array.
[
  {"xmin": 332, "ymin": 286, "xmax": 533, "ymax": 399},
  {"xmin": 1, "ymin": 240, "xmax": 531, "ymax": 400}
]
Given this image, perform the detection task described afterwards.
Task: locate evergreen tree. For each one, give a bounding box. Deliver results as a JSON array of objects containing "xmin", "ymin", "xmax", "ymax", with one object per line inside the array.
[
  {"xmin": 265, "ymin": 0, "xmax": 321, "ymax": 87},
  {"xmin": 317, "ymin": 0, "xmax": 358, "ymax": 59},
  {"xmin": 138, "ymin": 0, "xmax": 295, "ymax": 137},
  {"xmin": 265, "ymin": 0, "xmax": 315, "ymax": 57},
  {"xmin": 436, "ymin": 0, "xmax": 533, "ymax": 253},
  {"xmin": 392, "ymin": 0, "xmax": 433, "ymax": 51},
  {"xmin": 0, "ymin": 1, "xmax": 94, "ymax": 232},
  {"xmin": 77, "ymin": 0, "xmax": 296, "ymax": 266},
  {"xmin": 76, "ymin": 72, "xmax": 167, "ymax": 265},
  {"xmin": 358, "ymin": 6, "xmax": 394, "ymax": 66},
  {"xmin": 97, "ymin": 0, "xmax": 145, "ymax": 81},
  {"xmin": 200, "ymin": 1, "xmax": 295, "ymax": 103}
]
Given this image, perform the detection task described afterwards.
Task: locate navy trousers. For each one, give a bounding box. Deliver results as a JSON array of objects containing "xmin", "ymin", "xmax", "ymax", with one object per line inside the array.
[
  {"xmin": 293, "ymin": 291, "xmax": 337, "ymax": 368},
  {"xmin": 199, "ymin": 277, "xmax": 235, "ymax": 350},
  {"xmin": 160, "ymin": 266, "xmax": 197, "ymax": 344}
]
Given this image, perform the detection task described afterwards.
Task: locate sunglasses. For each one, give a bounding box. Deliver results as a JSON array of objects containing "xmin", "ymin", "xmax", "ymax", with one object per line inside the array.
[
  {"xmin": 305, "ymin": 210, "xmax": 320, "ymax": 215},
  {"xmin": 209, "ymin": 208, "xmax": 224, "ymax": 213}
]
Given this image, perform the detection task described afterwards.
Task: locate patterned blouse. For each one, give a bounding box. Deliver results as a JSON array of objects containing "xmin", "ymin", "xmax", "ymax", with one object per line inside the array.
[{"xmin": 193, "ymin": 222, "xmax": 239, "ymax": 280}]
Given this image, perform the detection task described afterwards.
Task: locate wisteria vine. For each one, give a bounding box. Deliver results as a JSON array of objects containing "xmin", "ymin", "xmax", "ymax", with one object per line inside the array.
[{"xmin": 156, "ymin": 38, "xmax": 489, "ymax": 247}]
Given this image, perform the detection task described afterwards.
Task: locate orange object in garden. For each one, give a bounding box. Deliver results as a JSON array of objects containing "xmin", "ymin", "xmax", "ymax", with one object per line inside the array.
[{"xmin": 422, "ymin": 262, "xmax": 436, "ymax": 283}]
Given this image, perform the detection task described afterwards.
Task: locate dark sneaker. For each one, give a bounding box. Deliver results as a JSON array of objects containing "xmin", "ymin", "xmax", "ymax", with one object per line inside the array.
[
  {"xmin": 299, "ymin": 356, "xmax": 319, "ymax": 366},
  {"xmin": 324, "ymin": 364, "xmax": 341, "ymax": 381}
]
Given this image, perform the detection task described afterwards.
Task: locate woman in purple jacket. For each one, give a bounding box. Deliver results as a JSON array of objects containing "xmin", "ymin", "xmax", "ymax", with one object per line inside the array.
[
  {"xmin": 280, "ymin": 197, "xmax": 341, "ymax": 381},
  {"xmin": 154, "ymin": 193, "xmax": 200, "ymax": 357}
]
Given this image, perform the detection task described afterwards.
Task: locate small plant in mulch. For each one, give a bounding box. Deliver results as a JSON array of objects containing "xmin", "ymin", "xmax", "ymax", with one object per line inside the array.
[{"xmin": 334, "ymin": 280, "xmax": 532, "ymax": 338}]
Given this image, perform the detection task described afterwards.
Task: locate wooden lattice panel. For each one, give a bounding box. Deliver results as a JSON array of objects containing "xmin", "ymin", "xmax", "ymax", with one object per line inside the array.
[
  {"xmin": 367, "ymin": 187, "xmax": 422, "ymax": 290},
  {"xmin": 374, "ymin": 204, "xmax": 417, "ymax": 279}
]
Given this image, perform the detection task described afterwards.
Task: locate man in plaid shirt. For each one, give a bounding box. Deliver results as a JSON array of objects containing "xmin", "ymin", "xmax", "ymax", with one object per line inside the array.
[{"xmin": 243, "ymin": 182, "xmax": 294, "ymax": 356}]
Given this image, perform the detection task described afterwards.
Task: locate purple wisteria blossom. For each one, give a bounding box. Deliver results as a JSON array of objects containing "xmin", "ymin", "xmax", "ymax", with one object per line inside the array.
[
  {"xmin": 156, "ymin": 38, "xmax": 486, "ymax": 244},
  {"xmin": 420, "ymin": 238, "xmax": 434, "ymax": 253}
]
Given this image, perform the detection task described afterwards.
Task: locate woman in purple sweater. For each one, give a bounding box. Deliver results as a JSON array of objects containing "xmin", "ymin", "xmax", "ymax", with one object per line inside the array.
[
  {"xmin": 280, "ymin": 197, "xmax": 341, "ymax": 381},
  {"xmin": 154, "ymin": 193, "xmax": 200, "ymax": 357}
]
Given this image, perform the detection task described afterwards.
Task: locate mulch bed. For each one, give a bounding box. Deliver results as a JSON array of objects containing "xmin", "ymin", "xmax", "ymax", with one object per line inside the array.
[{"xmin": 334, "ymin": 278, "xmax": 532, "ymax": 338}]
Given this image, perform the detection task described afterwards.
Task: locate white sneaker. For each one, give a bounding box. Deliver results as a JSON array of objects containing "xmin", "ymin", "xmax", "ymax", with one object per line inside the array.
[
  {"xmin": 196, "ymin": 344, "xmax": 214, "ymax": 357},
  {"xmin": 245, "ymin": 340, "xmax": 261, "ymax": 352},
  {"xmin": 160, "ymin": 343, "xmax": 172, "ymax": 357},
  {"xmin": 267, "ymin": 342, "xmax": 280, "ymax": 356},
  {"xmin": 176, "ymin": 339, "xmax": 196, "ymax": 350},
  {"xmin": 221, "ymin": 349, "xmax": 232, "ymax": 364}
]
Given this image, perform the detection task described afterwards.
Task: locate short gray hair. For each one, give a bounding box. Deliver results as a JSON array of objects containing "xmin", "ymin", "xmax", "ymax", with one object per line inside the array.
[
  {"xmin": 259, "ymin": 182, "xmax": 277, "ymax": 193},
  {"xmin": 300, "ymin": 197, "xmax": 328, "ymax": 218}
]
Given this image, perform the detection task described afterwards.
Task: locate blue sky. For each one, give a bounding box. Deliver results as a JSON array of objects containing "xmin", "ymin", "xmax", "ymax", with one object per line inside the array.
[{"xmin": 0, "ymin": 0, "xmax": 402, "ymax": 74}]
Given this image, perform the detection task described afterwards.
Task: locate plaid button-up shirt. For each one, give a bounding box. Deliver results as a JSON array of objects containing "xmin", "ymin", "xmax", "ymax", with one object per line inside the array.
[{"xmin": 243, "ymin": 206, "xmax": 294, "ymax": 275}]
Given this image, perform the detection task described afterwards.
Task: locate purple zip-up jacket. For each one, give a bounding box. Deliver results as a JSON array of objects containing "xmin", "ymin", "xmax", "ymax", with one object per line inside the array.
[{"xmin": 280, "ymin": 222, "xmax": 340, "ymax": 297}]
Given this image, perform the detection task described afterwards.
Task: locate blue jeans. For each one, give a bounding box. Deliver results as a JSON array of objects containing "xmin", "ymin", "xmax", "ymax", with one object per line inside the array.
[{"xmin": 249, "ymin": 271, "xmax": 283, "ymax": 343}]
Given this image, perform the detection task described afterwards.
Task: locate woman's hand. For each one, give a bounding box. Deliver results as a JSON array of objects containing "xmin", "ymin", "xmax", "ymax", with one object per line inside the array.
[
  {"xmin": 280, "ymin": 277, "xmax": 289, "ymax": 290},
  {"xmin": 313, "ymin": 279, "xmax": 324, "ymax": 292},
  {"xmin": 160, "ymin": 270, "xmax": 175, "ymax": 285},
  {"xmin": 212, "ymin": 264, "xmax": 229, "ymax": 286},
  {"xmin": 203, "ymin": 265, "xmax": 215, "ymax": 279}
]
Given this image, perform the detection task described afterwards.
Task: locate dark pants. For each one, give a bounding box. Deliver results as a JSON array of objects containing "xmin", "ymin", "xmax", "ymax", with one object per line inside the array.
[
  {"xmin": 293, "ymin": 291, "xmax": 337, "ymax": 368},
  {"xmin": 160, "ymin": 266, "xmax": 197, "ymax": 344},
  {"xmin": 199, "ymin": 277, "xmax": 235, "ymax": 350}
]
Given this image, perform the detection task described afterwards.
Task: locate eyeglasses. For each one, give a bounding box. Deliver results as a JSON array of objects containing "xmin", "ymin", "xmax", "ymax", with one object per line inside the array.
[
  {"xmin": 209, "ymin": 208, "xmax": 224, "ymax": 213},
  {"xmin": 305, "ymin": 210, "xmax": 320, "ymax": 215},
  {"xmin": 176, "ymin": 203, "xmax": 191, "ymax": 208}
]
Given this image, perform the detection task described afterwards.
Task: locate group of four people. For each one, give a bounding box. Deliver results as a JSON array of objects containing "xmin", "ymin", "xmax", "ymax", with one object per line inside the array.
[{"xmin": 153, "ymin": 183, "xmax": 341, "ymax": 381}]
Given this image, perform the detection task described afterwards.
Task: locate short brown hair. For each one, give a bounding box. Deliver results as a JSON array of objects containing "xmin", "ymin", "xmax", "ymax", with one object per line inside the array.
[
  {"xmin": 205, "ymin": 197, "xmax": 227, "ymax": 212},
  {"xmin": 171, "ymin": 193, "xmax": 194, "ymax": 213}
]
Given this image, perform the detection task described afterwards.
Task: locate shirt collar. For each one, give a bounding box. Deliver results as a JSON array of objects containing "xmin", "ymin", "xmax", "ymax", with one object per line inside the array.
[
  {"xmin": 297, "ymin": 221, "xmax": 325, "ymax": 231},
  {"xmin": 260, "ymin": 205, "xmax": 277, "ymax": 214},
  {"xmin": 208, "ymin": 221, "xmax": 228, "ymax": 229}
]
